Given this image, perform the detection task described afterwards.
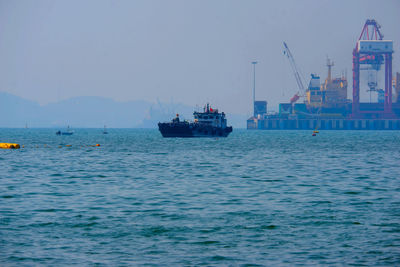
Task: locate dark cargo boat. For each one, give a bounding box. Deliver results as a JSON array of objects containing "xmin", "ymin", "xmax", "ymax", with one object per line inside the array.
[{"xmin": 158, "ymin": 104, "xmax": 233, "ymax": 137}]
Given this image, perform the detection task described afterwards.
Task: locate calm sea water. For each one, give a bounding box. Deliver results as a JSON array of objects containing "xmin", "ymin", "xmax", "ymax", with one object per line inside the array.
[{"xmin": 1, "ymin": 129, "xmax": 399, "ymax": 266}]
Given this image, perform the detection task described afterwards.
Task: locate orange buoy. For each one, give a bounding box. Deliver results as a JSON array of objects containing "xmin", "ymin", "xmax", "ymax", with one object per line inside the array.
[
  {"xmin": 96, "ymin": 144, "xmax": 100, "ymax": 147},
  {"xmin": 0, "ymin": 143, "xmax": 20, "ymax": 149}
]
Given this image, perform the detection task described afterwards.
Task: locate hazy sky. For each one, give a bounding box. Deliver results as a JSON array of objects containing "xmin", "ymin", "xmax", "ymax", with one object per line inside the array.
[{"xmin": 0, "ymin": 0, "xmax": 399, "ymax": 114}]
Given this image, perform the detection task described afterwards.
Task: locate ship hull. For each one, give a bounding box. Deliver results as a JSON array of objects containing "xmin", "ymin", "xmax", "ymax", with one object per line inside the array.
[{"xmin": 158, "ymin": 122, "xmax": 232, "ymax": 138}]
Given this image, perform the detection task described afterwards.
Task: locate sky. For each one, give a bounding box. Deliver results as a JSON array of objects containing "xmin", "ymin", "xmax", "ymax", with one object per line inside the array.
[{"xmin": 0, "ymin": 0, "xmax": 399, "ymax": 115}]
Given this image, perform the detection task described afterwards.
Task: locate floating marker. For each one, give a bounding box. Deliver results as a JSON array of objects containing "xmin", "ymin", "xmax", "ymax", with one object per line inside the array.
[
  {"xmin": 11, "ymin": 144, "xmax": 101, "ymax": 149},
  {"xmin": 0, "ymin": 143, "xmax": 20, "ymax": 149}
]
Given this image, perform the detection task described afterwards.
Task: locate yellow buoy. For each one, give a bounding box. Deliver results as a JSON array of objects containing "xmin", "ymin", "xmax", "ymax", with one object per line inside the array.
[{"xmin": 0, "ymin": 143, "xmax": 20, "ymax": 149}]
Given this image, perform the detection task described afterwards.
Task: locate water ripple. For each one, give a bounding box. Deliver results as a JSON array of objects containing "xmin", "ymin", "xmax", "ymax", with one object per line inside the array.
[{"xmin": 0, "ymin": 129, "xmax": 399, "ymax": 265}]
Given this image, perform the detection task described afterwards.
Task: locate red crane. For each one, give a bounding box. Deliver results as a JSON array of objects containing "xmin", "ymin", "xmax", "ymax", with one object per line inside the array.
[{"xmin": 352, "ymin": 19, "xmax": 394, "ymax": 118}]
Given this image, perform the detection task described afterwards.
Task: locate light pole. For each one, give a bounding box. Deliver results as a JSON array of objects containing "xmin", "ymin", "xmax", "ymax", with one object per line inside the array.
[{"xmin": 252, "ymin": 61, "xmax": 257, "ymax": 117}]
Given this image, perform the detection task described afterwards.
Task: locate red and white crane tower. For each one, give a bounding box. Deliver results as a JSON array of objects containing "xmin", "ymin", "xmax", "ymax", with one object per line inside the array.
[{"xmin": 352, "ymin": 19, "xmax": 394, "ymax": 118}]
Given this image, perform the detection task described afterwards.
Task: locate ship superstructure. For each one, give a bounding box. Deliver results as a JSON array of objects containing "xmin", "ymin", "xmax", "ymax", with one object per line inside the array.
[
  {"xmin": 306, "ymin": 59, "xmax": 349, "ymax": 109},
  {"xmin": 193, "ymin": 104, "xmax": 229, "ymax": 129}
]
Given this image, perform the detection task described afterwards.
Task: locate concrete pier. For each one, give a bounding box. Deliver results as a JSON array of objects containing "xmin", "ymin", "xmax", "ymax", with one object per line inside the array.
[{"xmin": 247, "ymin": 118, "xmax": 400, "ymax": 130}]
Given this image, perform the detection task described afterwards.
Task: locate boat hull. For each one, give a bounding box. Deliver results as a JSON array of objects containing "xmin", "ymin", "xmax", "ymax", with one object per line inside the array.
[
  {"xmin": 158, "ymin": 122, "xmax": 232, "ymax": 138},
  {"xmin": 56, "ymin": 131, "xmax": 73, "ymax": 136}
]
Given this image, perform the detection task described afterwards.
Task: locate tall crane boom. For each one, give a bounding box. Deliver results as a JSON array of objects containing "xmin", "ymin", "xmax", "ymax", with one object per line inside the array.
[{"xmin": 283, "ymin": 42, "xmax": 306, "ymax": 103}]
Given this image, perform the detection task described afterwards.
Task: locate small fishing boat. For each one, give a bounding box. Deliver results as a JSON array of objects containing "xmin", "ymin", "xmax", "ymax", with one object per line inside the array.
[
  {"xmin": 56, "ymin": 126, "xmax": 74, "ymax": 136},
  {"xmin": 103, "ymin": 125, "xmax": 108, "ymax": 134}
]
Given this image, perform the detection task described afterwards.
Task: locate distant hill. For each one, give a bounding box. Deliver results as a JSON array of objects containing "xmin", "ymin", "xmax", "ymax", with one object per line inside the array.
[
  {"xmin": 0, "ymin": 92, "xmax": 247, "ymax": 128},
  {"xmin": 0, "ymin": 92, "xmax": 150, "ymax": 128}
]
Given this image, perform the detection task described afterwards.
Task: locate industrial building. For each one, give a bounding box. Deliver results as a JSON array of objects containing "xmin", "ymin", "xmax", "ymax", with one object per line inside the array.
[
  {"xmin": 248, "ymin": 19, "xmax": 400, "ymax": 130},
  {"xmin": 254, "ymin": 101, "xmax": 267, "ymax": 118}
]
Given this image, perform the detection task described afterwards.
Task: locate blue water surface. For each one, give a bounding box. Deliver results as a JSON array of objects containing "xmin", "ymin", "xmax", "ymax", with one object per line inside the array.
[{"xmin": 1, "ymin": 129, "xmax": 400, "ymax": 266}]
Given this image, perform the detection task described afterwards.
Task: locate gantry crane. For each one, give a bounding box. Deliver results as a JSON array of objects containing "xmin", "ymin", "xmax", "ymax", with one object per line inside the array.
[
  {"xmin": 283, "ymin": 42, "xmax": 306, "ymax": 104},
  {"xmin": 352, "ymin": 19, "xmax": 394, "ymax": 118}
]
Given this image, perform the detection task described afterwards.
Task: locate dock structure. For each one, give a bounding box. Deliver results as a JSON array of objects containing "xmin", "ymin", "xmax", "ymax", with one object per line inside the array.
[
  {"xmin": 248, "ymin": 20, "xmax": 400, "ymax": 130},
  {"xmin": 247, "ymin": 117, "xmax": 400, "ymax": 130}
]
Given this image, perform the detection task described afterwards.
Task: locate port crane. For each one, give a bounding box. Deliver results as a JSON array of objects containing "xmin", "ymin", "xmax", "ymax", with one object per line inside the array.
[
  {"xmin": 352, "ymin": 19, "xmax": 394, "ymax": 118},
  {"xmin": 283, "ymin": 42, "xmax": 306, "ymax": 104}
]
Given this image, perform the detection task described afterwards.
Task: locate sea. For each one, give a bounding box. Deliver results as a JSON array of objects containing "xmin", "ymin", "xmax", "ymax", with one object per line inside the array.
[{"xmin": 1, "ymin": 129, "xmax": 399, "ymax": 266}]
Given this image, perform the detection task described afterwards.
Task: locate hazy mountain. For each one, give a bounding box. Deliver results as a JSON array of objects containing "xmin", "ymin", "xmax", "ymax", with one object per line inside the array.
[
  {"xmin": 0, "ymin": 92, "xmax": 246, "ymax": 128},
  {"xmin": 0, "ymin": 92, "xmax": 149, "ymax": 128}
]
